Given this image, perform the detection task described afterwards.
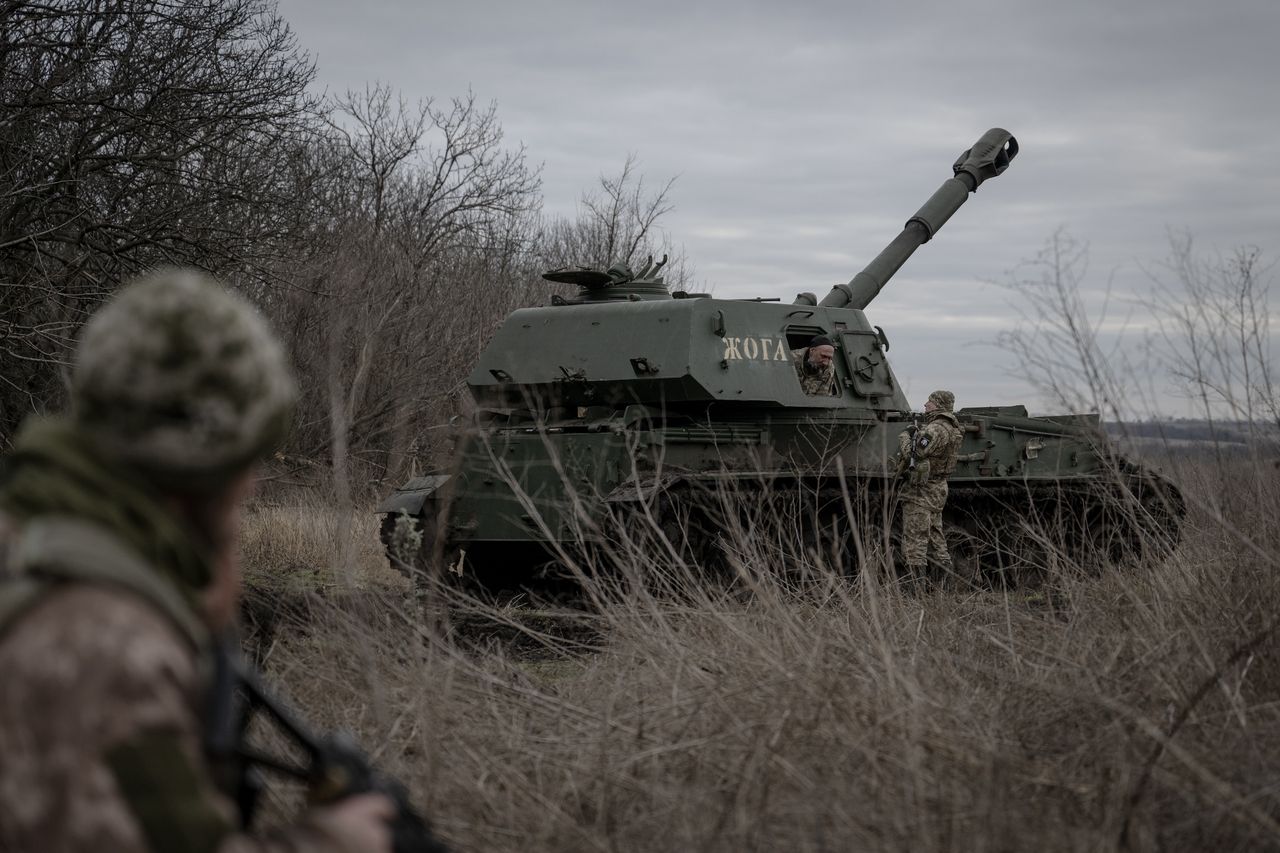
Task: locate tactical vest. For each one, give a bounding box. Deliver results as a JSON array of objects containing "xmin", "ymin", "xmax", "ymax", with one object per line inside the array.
[
  {"xmin": 0, "ymin": 513, "xmax": 209, "ymax": 652},
  {"xmin": 929, "ymin": 413, "xmax": 964, "ymax": 480}
]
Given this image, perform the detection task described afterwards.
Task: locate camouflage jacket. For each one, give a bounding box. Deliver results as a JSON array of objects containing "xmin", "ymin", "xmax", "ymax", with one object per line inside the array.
[
  {"xmin": 0, "ymin": 515, "xmax": 354, "ymax": 853},
  {"xmin": 791, "ymin": 348, "xmax": 839, "ymax": 396},
  {"xmin": 897, "ymin": 411, "xmax": 964, "ymax": 485}
]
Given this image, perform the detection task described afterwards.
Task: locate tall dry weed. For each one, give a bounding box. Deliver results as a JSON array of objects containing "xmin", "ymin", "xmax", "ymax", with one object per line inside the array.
[
  {"xmin": 240, "ymin": 456, "xmax": 1280, "ymax": 852},
  {"xmin": 236, "ymin": 234, "xmax": 1279, "ymax": 851}
]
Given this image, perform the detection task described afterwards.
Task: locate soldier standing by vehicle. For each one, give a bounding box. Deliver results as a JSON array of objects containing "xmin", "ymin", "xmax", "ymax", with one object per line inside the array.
[
  {"xmin": 0, "ymin": 270, "xmax": 394, "ymax": 852},
  {"xmin": 897, "ymin": 390, "xmax": 965, "ymax": 581},
  {"xmin": 791, "ymin": 334, "xmax": 840, "ymax": 396}
]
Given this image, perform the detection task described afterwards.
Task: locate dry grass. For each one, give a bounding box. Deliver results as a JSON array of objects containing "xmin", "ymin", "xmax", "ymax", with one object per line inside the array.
[
  {"xmin": 240, "ymin": 498, "xmax": 404, "ymax": 594},
  {"xmin": 237, "ymin": 454, "xmax": 1280, "ymax": 853}
]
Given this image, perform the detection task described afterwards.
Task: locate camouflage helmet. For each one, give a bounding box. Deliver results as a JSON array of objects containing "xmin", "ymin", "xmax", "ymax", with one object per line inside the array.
[
  {"xmin": 71, "ymin": 268, "xmax": 297, "ymax": 491},
  {"xmin": 927, "ymin": 389, "xmax": 956, "ymax": 411}
]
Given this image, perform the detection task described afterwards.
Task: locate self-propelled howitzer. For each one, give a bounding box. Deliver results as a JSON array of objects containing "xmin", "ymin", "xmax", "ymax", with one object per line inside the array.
[{"xmin": 378, "ymin": 129, "xmax": 1183, "ymax": 589}]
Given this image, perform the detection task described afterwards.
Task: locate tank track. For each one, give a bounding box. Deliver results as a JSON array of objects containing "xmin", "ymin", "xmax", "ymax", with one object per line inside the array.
[
  {"xmin": 946, "ymin": 464, "xmax": 1185, "ymax": 579},
  {"xmin": 380, "ymin": 464, "xmax": 1186, "ymax": 592}
]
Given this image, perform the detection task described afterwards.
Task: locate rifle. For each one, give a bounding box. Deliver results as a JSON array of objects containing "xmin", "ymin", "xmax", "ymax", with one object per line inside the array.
[
  {"xmin": 906, "ymin": 413, "xmax": 921, "ymax": 477},
  {"xmin": 895, "ymin": 413, "xmax": 920, "ymax": 477},
  {"xmin": 897, "ymin": 413, "xmax": 931, "ymax": 487},
  {"xmin": 206, "ymin": 641, "xmax": 451, "ymax": 853}
]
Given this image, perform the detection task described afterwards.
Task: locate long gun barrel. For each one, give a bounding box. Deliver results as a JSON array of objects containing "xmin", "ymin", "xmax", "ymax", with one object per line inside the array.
[{"xmin": 813, "ymin": 128, "xmax": 1018, "ymax": 309}]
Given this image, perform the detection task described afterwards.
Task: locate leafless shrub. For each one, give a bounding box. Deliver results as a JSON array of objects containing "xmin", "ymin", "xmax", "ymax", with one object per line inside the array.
[{"xmin": 259, "ymin": 83, "xmax": 544, "ymax": 487}]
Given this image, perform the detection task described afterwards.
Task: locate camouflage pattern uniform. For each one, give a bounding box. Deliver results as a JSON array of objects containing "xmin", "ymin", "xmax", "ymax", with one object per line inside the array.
[
  {"xmin": 897, "ymin": 390, "xmax": 964, "ymax": 576},
  {"xmin": 0, "ymin": 270, "xmax": 357, "ymax": 852},
  {"xmin": 791, "ymin": 348, "xmax": 839, "ymax": 396}
]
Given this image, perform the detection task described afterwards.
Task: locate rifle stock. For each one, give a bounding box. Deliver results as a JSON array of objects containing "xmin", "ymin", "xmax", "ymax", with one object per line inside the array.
[{"xmin": 207, "ymin": 642, "xmax": 451, "ymax": 853}]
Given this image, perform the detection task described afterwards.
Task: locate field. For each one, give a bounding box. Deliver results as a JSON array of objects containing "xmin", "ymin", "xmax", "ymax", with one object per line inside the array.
[{"xmin": 238, "ymin": 454, "xmax": 1280, "ymax": 853}]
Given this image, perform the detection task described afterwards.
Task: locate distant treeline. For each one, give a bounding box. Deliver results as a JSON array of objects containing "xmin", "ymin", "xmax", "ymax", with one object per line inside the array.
[
  {"xmin": 1103, "ymin": 421, "xmax": 1280, "ymax": 467},
  {"xmin": 1105, "ymin": 420, "xmax": 1280, "ymax": 446}
]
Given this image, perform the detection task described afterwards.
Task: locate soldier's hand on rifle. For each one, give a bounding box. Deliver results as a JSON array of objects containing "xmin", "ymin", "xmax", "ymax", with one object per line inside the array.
[
  {"xmin": 216, "ymin": 648, "xmax": 454, "ymax": 853},
  {"xmin": 309, "ymin": 792, "xmax": 396, "ymax": 853}
]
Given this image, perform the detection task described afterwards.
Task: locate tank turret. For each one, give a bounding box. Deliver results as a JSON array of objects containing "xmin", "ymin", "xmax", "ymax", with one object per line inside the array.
[
  {"xmin": 799, "ymin": 128, "xmax": 1018, "ymax": 309},
  {"xmin": 543, "ymin": 255, "xmax": 673, "ymax": 303}
]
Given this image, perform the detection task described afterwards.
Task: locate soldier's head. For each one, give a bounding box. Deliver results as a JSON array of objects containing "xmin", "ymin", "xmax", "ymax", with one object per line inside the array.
[
  {"xmin": 72, "ymin": 267, "xmax": 297, "ymax": 493},
  {"xmin": 925, "ymin": 389, "xmax": 955, "ymax": 413},
  {"xmin": 806, "ymin": 335, "xmax": 835, "ymax": 370},
  {"xmin": 72, "ymin": 268, "xmax": 297, "ymax": 626}
]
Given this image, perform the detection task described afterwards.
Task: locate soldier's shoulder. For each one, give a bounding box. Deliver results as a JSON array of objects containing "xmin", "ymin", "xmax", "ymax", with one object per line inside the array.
[
  {"xmin": 927, "ymin": 413, "xmax": 961, "ymax": 434},
  {"xmin": 0, "ymin": 584, "xmax": 199, "ymax": 698},
  {"xmin": 923, "ymin": 419, "xmax": 953, "ymax": 439}
]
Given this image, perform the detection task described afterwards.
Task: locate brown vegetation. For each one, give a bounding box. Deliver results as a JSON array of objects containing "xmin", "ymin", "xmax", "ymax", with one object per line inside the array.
[{"xmin": 238, "ymin": 449, "xmax": 1280, "ymax": 852}]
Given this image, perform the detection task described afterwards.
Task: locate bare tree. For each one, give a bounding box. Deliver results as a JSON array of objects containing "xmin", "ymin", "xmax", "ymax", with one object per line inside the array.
[
  {"xmin": 326, "ymin": 83, "xmax": 429, "ymax": 237},
  {"xmin": 998, "ymin": 228, "xmax": 1278, "ymax": 489},
  {"xmin": 995, "ymin": 229, "xmax": 1137, "ymax": 421},
  {"xmin": 0, "ymin": 3, "xmax": 690, "ymax": 486},
  {"xmin": 266, "ymin": 85, "xmax": 544, "ymax": 485},
  {"xmin": 0, "ymin": 0, "xmax": 318, "ymax": 441},
  {"xmin": 539, "ymin": 154, "xmax": 690, "ymax": 288},
  {"xmin": 1141, "ymin": 233, "xmax": 1278, "ymax": 436}
]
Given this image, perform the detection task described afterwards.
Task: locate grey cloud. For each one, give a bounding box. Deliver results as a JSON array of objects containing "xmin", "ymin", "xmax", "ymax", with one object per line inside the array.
[{"xmin": 279, "ymin": 0, "xmax": 1279, "ymax": 413}]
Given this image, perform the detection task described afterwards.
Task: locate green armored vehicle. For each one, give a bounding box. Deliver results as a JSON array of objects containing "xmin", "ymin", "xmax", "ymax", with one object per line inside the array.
[{"xmin": 379, "ymin": 129, "xmax": 1184, "ymax": 587}]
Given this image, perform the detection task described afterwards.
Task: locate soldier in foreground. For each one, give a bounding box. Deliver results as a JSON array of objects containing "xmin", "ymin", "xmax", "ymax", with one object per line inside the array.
[
  {"xmin": 897, "ymin": 390, "xmax": 965, "ymax": 581},
  {"xmin": 791, "ymin": 334, "xmax": 840, "ymax": 396},
  {"xmin": 0, "ymin": 270, "xmax": 394, "ymax": 852}
]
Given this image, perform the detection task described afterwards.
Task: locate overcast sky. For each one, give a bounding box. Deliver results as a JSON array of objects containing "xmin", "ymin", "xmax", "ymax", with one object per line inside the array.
[{"xmin": 276, "ymin": 0, "xmax": 1279, "ymax": 415}]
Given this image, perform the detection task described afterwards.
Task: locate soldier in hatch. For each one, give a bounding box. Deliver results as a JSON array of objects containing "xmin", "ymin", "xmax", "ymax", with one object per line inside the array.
[
  {"xmin": 791, "ymin": 334, "xmax": 840, "ymax": 396},
  {"xmin": 0, "ymin": 270, "xmax": 393, "ymax": 852},
  {"xmin": 897, "ymin": 389, "xmax": 965, "ymax": 581}
]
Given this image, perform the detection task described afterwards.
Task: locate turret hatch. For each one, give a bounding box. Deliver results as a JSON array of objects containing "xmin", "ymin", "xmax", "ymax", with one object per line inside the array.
[{"xmin": 838, "ymin": 329, "xmax": 894, "ymax": 398}]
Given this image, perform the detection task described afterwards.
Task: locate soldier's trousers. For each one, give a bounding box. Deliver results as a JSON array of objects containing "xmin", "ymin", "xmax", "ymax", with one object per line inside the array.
[{"xmin": 901, "ymin": 480, "xmax": 951, "ymax": 571}]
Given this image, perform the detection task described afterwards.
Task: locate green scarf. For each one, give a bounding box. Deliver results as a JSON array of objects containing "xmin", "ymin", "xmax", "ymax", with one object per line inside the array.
[{"xmin": 0, "ymin": 417, "xmax": 214, "ymax": 599}]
